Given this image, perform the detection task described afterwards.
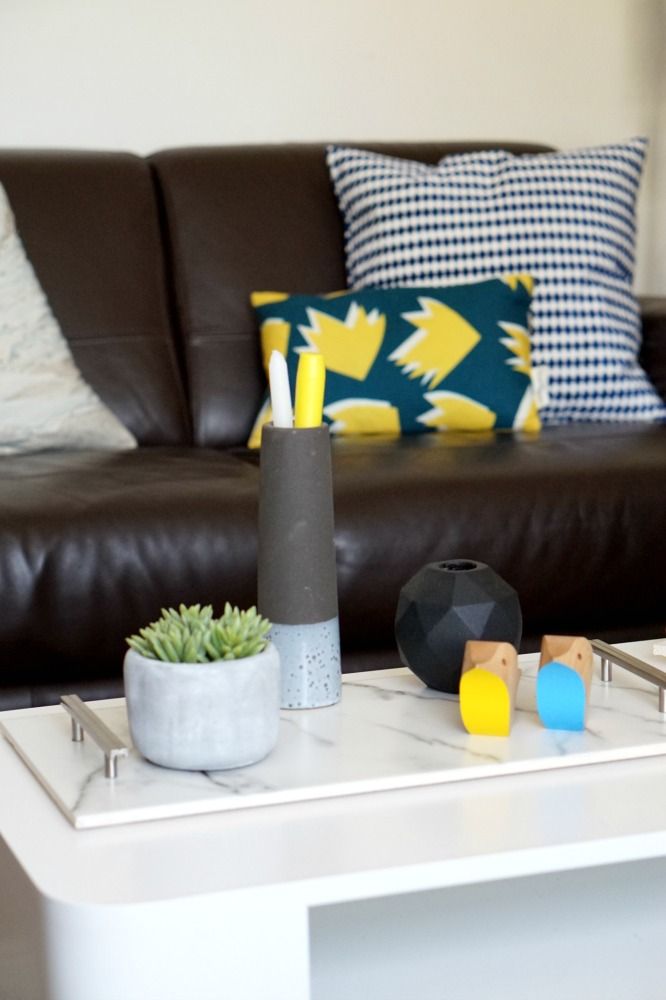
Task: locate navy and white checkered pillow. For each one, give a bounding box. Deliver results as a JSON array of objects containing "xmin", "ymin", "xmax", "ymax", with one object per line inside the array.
[{"xmin": 327, "ymin": 140, "xmax": 666, "ymax": 425}]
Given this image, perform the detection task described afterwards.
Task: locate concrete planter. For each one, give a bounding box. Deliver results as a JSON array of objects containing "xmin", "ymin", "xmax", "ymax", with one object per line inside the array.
[{"xmin": 123, "ymin": 643, "xmax": 281, "ymax": 771}]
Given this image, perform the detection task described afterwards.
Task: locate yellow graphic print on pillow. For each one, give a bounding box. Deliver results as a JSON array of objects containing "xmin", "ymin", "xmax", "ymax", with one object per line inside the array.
[
  {"xmin": 500, "ymin": 321, "xmax": 533, "ymax": 376},
  {"xmin": 389, "ymin": 298, "xmax": 481, "ymax": 389},
  {"xmin": 418, "ymin": 391, "xmax": 496, "ymax": 431},
  {"xmin": 259, "ymin": 318, "xmax": 291, "ymax": 370},
  {"xmin": 325, "ymin": 398, "xmax": 401, "ymax": 436},
  {"xmin": 500, "ymin": 321, "xmax": 541, "ymax": 432},
  {"xmin": 501, "ymin": 273, "xmax": 534, "ymax": 295},
  {"xmin": 298, "ymin": 303, "xmax": 386, "ymax": 381}
]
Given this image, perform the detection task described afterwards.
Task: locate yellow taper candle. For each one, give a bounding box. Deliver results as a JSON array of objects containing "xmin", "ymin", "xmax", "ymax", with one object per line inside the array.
[{"xmin": 294, "ymin": 351, "xmax": 326, "ymax": 428}]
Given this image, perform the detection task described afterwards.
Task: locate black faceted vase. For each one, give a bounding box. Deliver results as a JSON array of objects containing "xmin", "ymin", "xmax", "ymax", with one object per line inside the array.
[{"xmin": 395, "ymin": 559, "xmax": 522, "ymax": 694}]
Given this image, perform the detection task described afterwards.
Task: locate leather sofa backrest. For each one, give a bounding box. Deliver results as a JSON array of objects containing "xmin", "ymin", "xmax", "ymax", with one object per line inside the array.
[
  {"xmin": 0, "ymin": 150, "xmax": 191, "ymax": 445},
  {"xmin": 150, "ymin": 142, "xmax": 553, "ymax": 448},
  {"xmin": 640, "ymin": 298, "xmax": 666, "ymax": 403}
]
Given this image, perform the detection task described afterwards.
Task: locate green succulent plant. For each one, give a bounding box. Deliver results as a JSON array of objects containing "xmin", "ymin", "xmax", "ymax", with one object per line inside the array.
[{"xmin": 126, "ymin": 603, "xmax": 272, "ymax": 663}]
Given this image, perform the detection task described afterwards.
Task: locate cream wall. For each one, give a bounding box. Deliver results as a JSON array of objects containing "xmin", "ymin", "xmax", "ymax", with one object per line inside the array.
[{"xmin": 0, "ymin": 0, "xmax": 664, "ymax": 293}]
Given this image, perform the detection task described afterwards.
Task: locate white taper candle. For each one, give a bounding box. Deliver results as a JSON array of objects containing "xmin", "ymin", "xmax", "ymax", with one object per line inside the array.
[{"xmin": 268, "ymin": 350, "xmax": 293, "ymax": 428}]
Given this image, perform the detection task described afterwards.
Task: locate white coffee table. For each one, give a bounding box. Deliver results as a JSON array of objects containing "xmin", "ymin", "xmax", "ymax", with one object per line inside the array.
[{"xmin": 2, "ymin": 639, "xmax": 666, "ymax": 1000}]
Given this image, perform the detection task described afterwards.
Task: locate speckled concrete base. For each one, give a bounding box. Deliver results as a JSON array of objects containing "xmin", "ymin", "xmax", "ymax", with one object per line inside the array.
[{"xmin": 270, "ymin": 617, "xmax": 341, "ymax": 709}]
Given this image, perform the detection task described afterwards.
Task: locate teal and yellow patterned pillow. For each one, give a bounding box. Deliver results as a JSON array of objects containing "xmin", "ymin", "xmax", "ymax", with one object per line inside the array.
[{"xmin": 248, "ymin": 277, "xmax": 540, "ymax": 447}]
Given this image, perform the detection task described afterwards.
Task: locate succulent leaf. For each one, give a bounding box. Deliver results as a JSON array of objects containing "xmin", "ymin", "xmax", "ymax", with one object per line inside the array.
[{"xmin": 126, "ymin": 603, "xmax": 271, "ymax": 664}]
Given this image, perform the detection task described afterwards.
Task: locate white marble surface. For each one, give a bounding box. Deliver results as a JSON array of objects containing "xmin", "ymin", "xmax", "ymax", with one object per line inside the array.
[{"xmin": 3, "ymin": 644, "xmax": 666, "ymax": 829}]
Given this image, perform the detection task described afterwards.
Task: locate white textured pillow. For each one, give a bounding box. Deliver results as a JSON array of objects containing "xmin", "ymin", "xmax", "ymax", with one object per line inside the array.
[{"xmin": 0, "ymin": 184, "xmax": 137, "ymax": 455}]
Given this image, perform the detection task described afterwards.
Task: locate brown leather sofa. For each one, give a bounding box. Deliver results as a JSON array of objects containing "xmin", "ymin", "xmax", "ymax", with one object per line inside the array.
[{"xmin": 1, "ymin": 142, "xmax": 665, "ymax": 709}]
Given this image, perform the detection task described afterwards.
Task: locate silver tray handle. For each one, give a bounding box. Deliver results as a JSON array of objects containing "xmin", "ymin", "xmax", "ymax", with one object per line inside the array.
[
  {"xmin": 592, "ymin": 639, "xmax": 666, "ymax": 714},
  {"xmin": 60, "ymin": 694, "xmax": 129, "ymax": 778}
]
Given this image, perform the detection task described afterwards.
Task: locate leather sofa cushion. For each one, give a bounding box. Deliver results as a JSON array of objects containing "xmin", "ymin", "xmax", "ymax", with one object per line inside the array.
[
  {"xmin": 0, "ymin": 448, "xmax": 259, "ymax": 693},
  {"xmin": 640, "ymin": 297, "xmax": 666, "ymax": 403},
  {"xmin": 0, "ymin": 151, "xmax": 190, "ymax": 445},
  {"xmin": 328, "ymin": 423, "xmax": 666, "ymax": 655},
  {"xmin": 0, "ymin": 423, "xmax": 664, "ymax": 705}
]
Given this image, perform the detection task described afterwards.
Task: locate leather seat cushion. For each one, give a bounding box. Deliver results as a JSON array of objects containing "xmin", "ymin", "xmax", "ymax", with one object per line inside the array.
[
  {"xmin": 0, "ymin": 449, "xmax": 260, "ymax": 691},
  {"xmin": 2, "ymin": 423, "xmax": 664, "ymax": 701},
  {"xmin": 328, "ymin": 423, "xmax": 666, "ymax": 652}
]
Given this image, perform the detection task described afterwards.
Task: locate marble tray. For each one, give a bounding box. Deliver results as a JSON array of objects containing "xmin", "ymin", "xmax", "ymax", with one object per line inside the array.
[{"xmin": 3, "ymin": 645, "xmax": 666, "ymax": 829}]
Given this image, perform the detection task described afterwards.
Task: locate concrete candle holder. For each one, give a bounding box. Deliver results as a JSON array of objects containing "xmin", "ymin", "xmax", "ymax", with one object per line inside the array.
[{"xmin": 258, "ymin": 423, "xmax": 341, "ymax": 709}]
